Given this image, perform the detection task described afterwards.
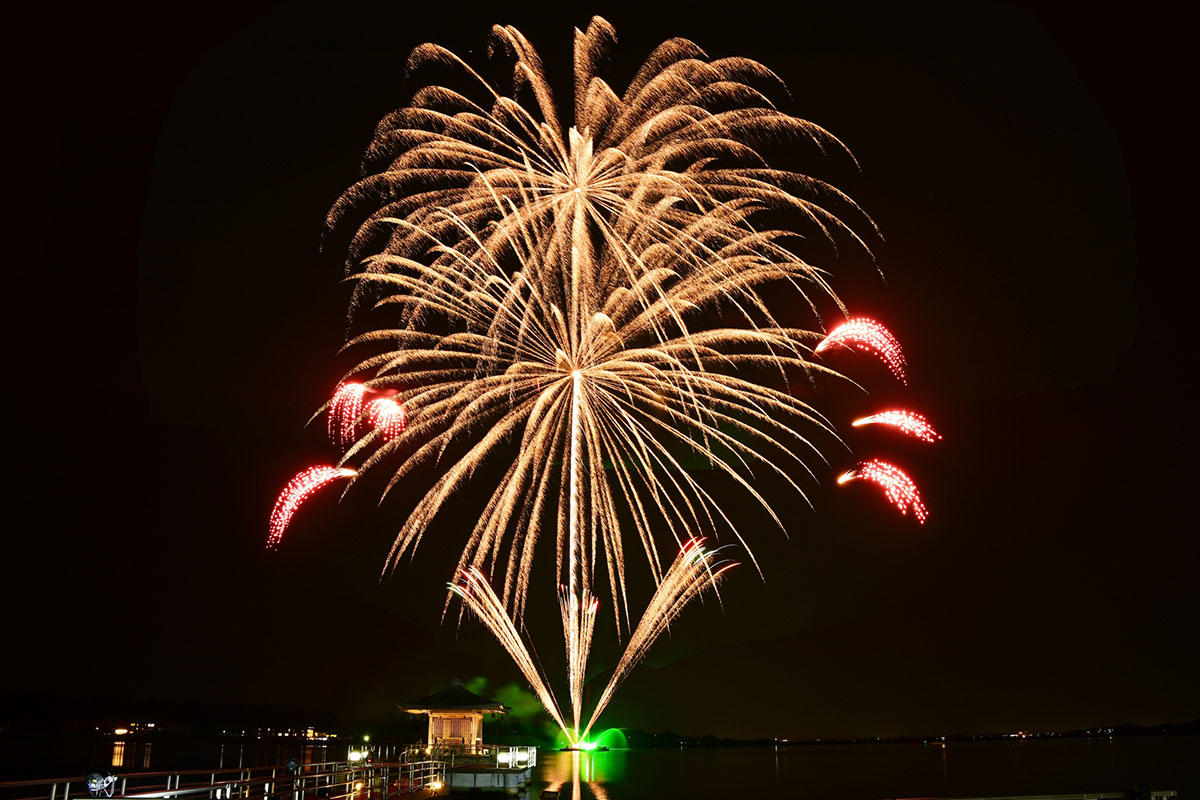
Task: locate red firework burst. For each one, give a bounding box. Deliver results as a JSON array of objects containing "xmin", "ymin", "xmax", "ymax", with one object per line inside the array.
[
  {"xmin": 267, "ymin": 466, "xmax": 356, "ymax": 549},
  {"xmin": 851, "ymin": 409, "xmax": 941, "ymax": 443},
  {"xmin": 815, "ymin": 317, "xmax": 907, "ymax": 383},
  {"xmin": 367, "ymin": 397, "xmax": 407, "ymax": 442},
  {"xmin": 838, "ymin": 459, "xmax": 928, "ymax": 523},
  {"xmin": 328, "ymin": 383, "xmax": 366, "ymax": 450}
]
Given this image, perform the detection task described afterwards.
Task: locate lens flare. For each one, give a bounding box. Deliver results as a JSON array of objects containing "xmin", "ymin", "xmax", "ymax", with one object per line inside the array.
[
  {"xmin": 837, "ymin": 459, "xmax": 927, "ymax": 523},
  {"xmin": 851, "ymin": 409, "xmax": 940, "ymax": 443},
  {"xmin": 267, "ymin": 466, "xmax": 357, "ymax": 549},
  {"xmin": 367, "ymin": 397, "xmax": 407, "ymax": 442},
  {"xmin": 328, "ymin": 383, "xmax": 367, "ymax": 451},
  {"xmin": 815, "ymin": 317, "xmax": 906, "ymax": 383}
]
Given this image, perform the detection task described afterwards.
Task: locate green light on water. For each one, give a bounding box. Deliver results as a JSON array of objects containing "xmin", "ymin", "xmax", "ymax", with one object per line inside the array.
[
  {"xmin": 556, "ymin": 726, "xmax": 627, "ymax": 751},
  {"xmin": 594, "ymin": 728, "xmax": 628, "ymax": 749}
]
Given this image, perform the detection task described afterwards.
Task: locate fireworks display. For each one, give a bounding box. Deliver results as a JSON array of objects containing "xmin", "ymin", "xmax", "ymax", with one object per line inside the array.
[
  {"xmin": 578, "ymin": 538, "xmax": 735, "ymax": 741},
  {"xmin": 270, "ymin": 16, "xmax": 933, "ymax": 743},
  {"xmin": 815, "ymin": 317, "xmax": 907, "ymax": 383},
  {"xmin": 838, "ymin": 459, "xmax": 928, "ymax": 524},
  {"xmin": 332, "ymin": 16, "xmax": 871, "ymax": 634},
  {"xmin": 851, "ymin": 409, "xmax": 941, "ymax": 443},
  {"xmin": 450, "ymin": 539, "xmax": 733, "ymax": 744},
  {"xmin": 366, "ymin": 397, "xmax": 407, "ymax": 442},
  {"xmin": 328, "ymin": 382, "xmax": 366, "ymax": 451},
  {"xmin": 449, "ymin": 567, "xmax": 570, "ymax": 736},
  {"xmin": 558, "ymin": 584, "xmax": 600, "ymax": 739},
  {"xmin": 267, "ymin": 466, "xmax": 357, "ymax": 549}
]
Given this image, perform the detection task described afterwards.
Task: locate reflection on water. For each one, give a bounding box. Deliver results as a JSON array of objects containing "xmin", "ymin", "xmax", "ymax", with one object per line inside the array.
[
  {"xmin": 538, "ymin": 751, "xmax": 612, "ymax": 800},
  {"xmin": 10, "ymin": 735, "xmax": 1197, "ymax": 798},
  {"xmin": 522, "ymin": 738, "xmax": 1199, "ymax": 800},
  {"xmin": 110, "ymin": 740, "xmax": 153, "ymax": 769}
]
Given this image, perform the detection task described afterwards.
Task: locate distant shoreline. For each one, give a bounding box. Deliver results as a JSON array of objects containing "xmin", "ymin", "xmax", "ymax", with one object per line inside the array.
[{"xmin": 596, "ymin": 721, "xmax": 1200, "ymax": 750}]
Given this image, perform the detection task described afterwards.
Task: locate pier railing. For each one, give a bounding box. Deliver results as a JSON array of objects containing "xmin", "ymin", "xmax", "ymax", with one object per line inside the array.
[
  {"xmin": 0, "ymin": 759, "xmax": 446, "ymax": 800},
  {"xmin": 401, "ymin": 744, "xmax": 536, "ymax": 770}
]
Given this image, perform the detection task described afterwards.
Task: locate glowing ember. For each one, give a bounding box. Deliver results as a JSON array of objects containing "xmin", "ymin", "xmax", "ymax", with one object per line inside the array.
[
  {"xmin": 328, "ymin": 383, "xmax": 366, "ymax": 451},
  {"xmin": 267, "ymin": 466, "xmax": 356, "ymax": 549},
  {"xmin": 366, "ymin": 397, "xmax": 407, "ymax": 441},
  {"xmin": 851, "ymin": 409, "xmax": 941, "ymax": 443},
  {"xmin": 838, "ymin": 459, "xmax": 928, "ymax": 523},
  {"xmin": 815, "ymin": 317, "xmax": 907, "ymax": 383}
]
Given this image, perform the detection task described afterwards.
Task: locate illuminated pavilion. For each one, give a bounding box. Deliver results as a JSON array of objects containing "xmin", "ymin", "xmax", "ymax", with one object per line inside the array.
[{"xmin": 398, "ymin": 680, "xmax": 508, "ymax": 751}]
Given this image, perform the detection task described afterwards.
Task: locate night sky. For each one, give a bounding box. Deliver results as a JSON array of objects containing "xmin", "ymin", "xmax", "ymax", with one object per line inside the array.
[{"xmin": 7, "ymin": 1, "xmax": 1196, "ymax": 740}]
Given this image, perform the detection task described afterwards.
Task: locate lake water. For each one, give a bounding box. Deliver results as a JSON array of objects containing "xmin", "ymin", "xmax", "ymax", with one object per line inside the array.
[
  {"xmin": 529, "ymin": 738, "xmax": 1200, "ymax": 799},
  {"xmin": 2, "ymin": 735, "xmax": 1197, "ymax": 797}
]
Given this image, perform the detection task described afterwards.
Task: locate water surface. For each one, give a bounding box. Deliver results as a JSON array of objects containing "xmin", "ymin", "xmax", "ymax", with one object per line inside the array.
[{"xmin": 531, "ymin": 738, "xmax": 1199, "ymax": 799}]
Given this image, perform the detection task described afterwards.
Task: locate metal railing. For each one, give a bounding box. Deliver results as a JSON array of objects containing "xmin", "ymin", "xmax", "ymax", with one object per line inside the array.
[
  {"xmin": 400, "ymin": 744, "xmax": 536, "ymax": 770},
  {"xmin": 0, "ymin": 759, "xmax": 446, "ymax": 800},
  {"xmin": 492, "ymin": 747, "xmax": 536, "ymax": 770}
]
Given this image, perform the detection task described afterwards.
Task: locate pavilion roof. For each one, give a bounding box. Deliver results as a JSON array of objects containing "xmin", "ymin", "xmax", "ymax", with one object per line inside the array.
[{"xmin": 397, "ymin": 680, "xmax": 508, "ymax": 714}]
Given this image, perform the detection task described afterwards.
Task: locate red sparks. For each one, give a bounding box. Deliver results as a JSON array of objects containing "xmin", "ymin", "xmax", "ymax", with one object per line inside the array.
[
  {"xmin": 328, "ymin": 383, "xmax": 366, "ymax": 451},
  {"xmin": 838, "ymin": 459, "xmax": 928, "ymax": 523},
  {"xmin": 815, "ymin": 317, "xmax": 907, "ymax": 383},
  {"xmin": 852, "ymin": 409, "xmax": 941, "ymax": 443},
  {"xmin": 267, "ymin": 465, "xmax": 356, "ymax": 549},
  {"xmin": 367, "ymin": 397, "xmax": 407, "ymax": 442}
]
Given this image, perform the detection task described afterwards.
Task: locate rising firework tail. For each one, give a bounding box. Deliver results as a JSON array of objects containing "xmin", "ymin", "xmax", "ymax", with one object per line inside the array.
[
  {"xmin": 579, "ymin": 537, "xmax": 735, "ymax": 741},
  {"xmin": 449, "ymin": 567, "xmax": 571, "ymax": 737},
  {"xmin": 451, "ymin": 538, "xmax": 733, "ymax": 745}
]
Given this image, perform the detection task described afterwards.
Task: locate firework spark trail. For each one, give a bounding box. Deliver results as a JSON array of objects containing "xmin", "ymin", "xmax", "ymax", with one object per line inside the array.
[
  {"xmin": 558, "ymin": 585, "xmax": 598, "ymax": 742},
  {"xmin": 815, "ymin": 317, "xmax": 907, "ymax": 383},
  {"xmin": 838, "ymin": 459, "xmax": 928, "ymax": 523},
  {"xmin": 324, "ymin": 16, "xmax": 877, "ymax": 614},
  {"xmin": 851, "ymin": 409, "xmax": 940, "ymax": 443},
  {"xmin": 328, "ymin": 383, "xmax": 366, "ymax": 450},
  {"xmin": 344, "ymin": 168, "xmax": 849, "ymax": 623},
  {"xmin": 358, "ymin": 201, "xmax": 838, "ymax": 735},
  {"xmin": 267, "ymin": 466, "xmax": 357, "ymax": 549},
  {"xmin": 366, "ymin": 397, "xmax": 407, "ymax": 441},
  {"xmin": 563, "ymin": 367, "xmax": 588, "ymax": 741},
  {"xmin": 449, "ymin": 567, "xmax": 571, "ymax": 738},
  {"xmin": 580, "ymin": 538, "xmax": 736, "ymax": 740}
]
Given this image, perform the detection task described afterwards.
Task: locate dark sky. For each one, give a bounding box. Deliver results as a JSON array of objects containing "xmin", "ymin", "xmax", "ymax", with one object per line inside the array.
[{"xmin": 6, "ymin": 1, "xmax": 1196, "ymax": 740}]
